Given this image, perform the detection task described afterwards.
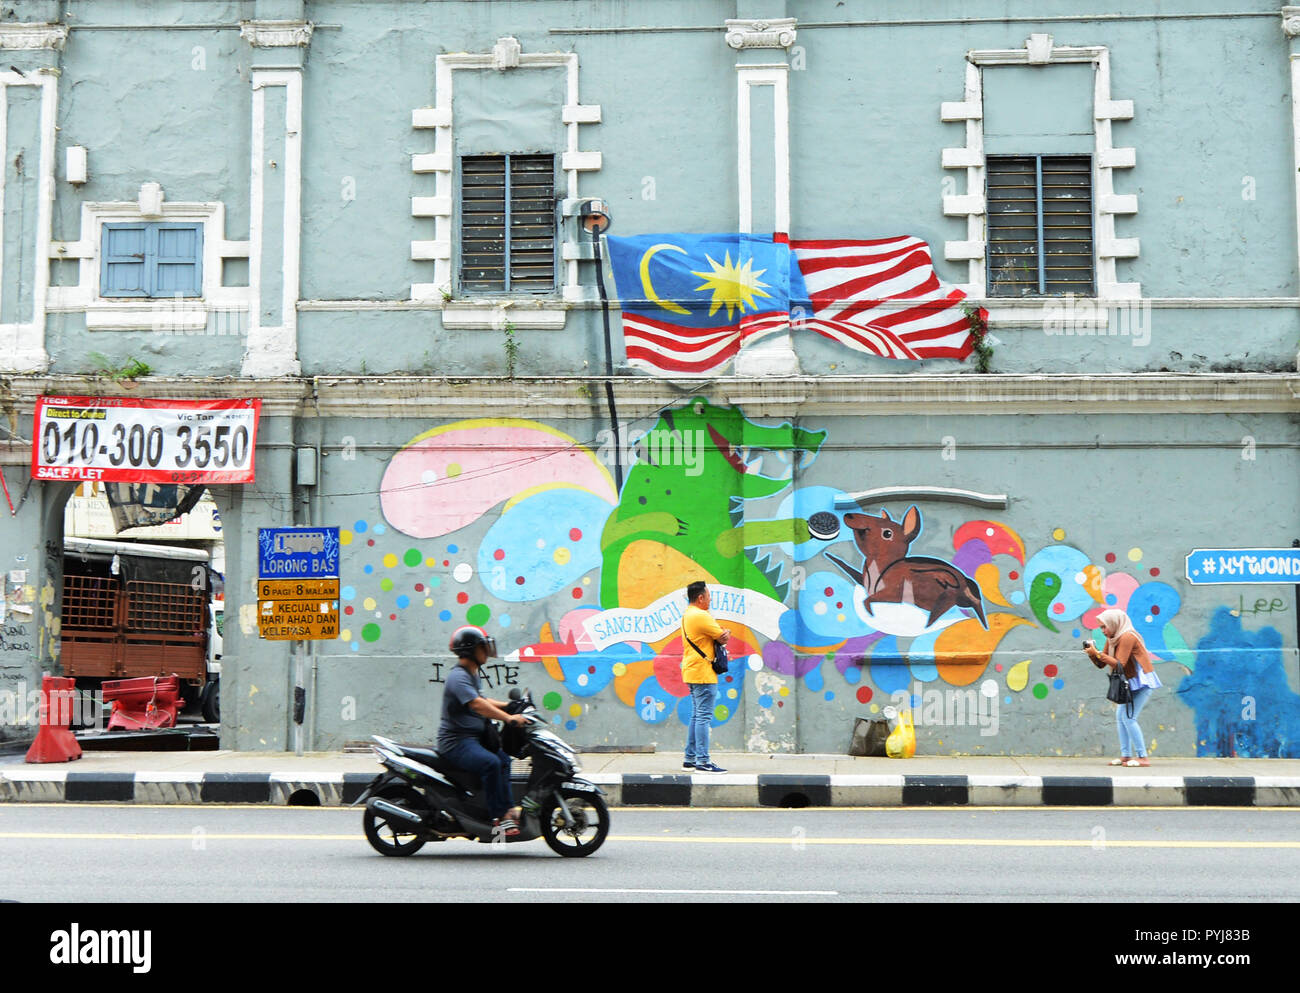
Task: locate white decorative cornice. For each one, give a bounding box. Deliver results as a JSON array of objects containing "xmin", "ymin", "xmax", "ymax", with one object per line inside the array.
[
  {"xmin": 725, "ymin": 17, "xmax": 797, "ymax": 50},
  {"xmin": 0, "ymin": 23, "xmax": 69, "ymax": 51},
  {"xmin": 239, "ymin": 20, "xmax": 314, "ymax": 48},
  {"xmin": 1284, "ymin": 7, "xmax": 1300, "ymax": 38}
]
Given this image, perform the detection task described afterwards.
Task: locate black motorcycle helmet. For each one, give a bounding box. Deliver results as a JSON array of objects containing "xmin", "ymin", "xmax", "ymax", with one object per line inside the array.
[{"xmin": 449, "ymin": 625, "xmax": 497, "ymax": 660}]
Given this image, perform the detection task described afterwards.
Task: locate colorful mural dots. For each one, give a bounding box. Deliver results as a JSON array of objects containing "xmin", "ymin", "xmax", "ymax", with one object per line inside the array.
[
  {"xmin": 1032, "ymin": 683, "xmax": 1048, "ymax": 700},
  {"xmin": 1105, "ymin": 553, "xmax": 1116, "ymax": 563},
  {"xmin": 466, "ymin": 603, "xmax": 490, "ymax": 626},
  {"xmin": 565, "ymin": 721, "xmax": 577, "ymax": 731},
  {"xmin": 373, "ymin": 524, "xmax": 387, "ymax": 535},
  {"xmin": 367, "ymin": 540, "xmax": 375, "ymax": 547},
  {"xmin": 1052, "ymin": 528, "xmax": 1066, "ymax": 541},
  {"xmin": 714, "ymin": 705, "xmax": 730, "ymax": 721},
  {"xmin": 447, "ymin": 544, "xmax": 458, "ymax": 553},
  {"xmin": 759, "ymin": 694, "xmax": 773, "ymax": 708},
  {"xmin": 344, "ymin": 606, "xmax": 354, "ymax": 615},
  {"xmin": 389, "ymin": 614, "xmax": 396, "ymax": 621},
  {"xmin": 1044, "ymin": 664, "xmax": 1058, "ymax": 678},
  {"xmin": 568, "ymin": 704, "xmax": 582, "ymax": 718},
  {"xmin": 543, "ymin": 692, "xmax": 562, "ymax": 710},
  {"xmin": 856, "ymin": 687, "xmax": 872, "ymax": 704},
  {"xmin": 1128, "ymin": 548, "xmax": 1143, "ymax": 562},
  {"xmin": 571, "ymin": 588, "xmax": 583, "ymax": 599},
  {"xmin": 453, "ymin": 563, "xmax": 473, "ymax": 583},
  {"xmin": 824, "ymin": 691, "xmax": 835, "ymax": 701},
  {"xmin": 456, "ymin": 593, "xmax": 468, "ymax": 604},
  {"xmin": 1029, "ymin": 573, "xmax": 1061, "ymax": 631},
  {"xmin": 439, "ymin": 610, "xmax": 452, "ymax": 622},
  {"xmin": 403, "ymin": 548, "xmax": 422, "ymax": 567},
  {"xmin": 1007, "ymin": 660, "xmax": 1030, "ymax": 692},
  {"xmin": 362, "ymin": 623, "xmax": 381, "ymax": 642},
  {"xmin": 424, "ymin": 599, "xmax": 433, "ymax": 607},
  {"xmin": 363, "ymin": 597, "xmax": 376, "ymax": 611},
  {"xmin": 363, "ymin": 564, "xmax": 373, "ymax": 574},
  {"xmin": 380, "ymin": 578, "xmax": 393, "ymax": 592},
  {"xmin": 570, "ymin": 528, "xmax": 582, "ymax": 541},
  {"xmin": 1053, "ymin": 679, "xmax": 1065, "ymax": 690},
  {"xmin": 340, "ymin": 530, "xmax": 352, "ymax": 546},
  {"xmin": 426, "ymin": 557, "xmax": 437, "ymax": 568},
  {"xmin": 354, "ymin": 520, "xmax": 368, "ymax": 533},
  {"xmin": 500, "ymin": 615, "xmax": 512, "ymax": 628},
  {"xmin": 396, "ymin": 595, "xmax": 410, "ymax": 609},
  {"xmin": 383, "ymin": 553, "xmax": 397, "ymax": 568},
  {"xmin": 342, "ymin": 586, "xmax": 355, "ymax": 600}
]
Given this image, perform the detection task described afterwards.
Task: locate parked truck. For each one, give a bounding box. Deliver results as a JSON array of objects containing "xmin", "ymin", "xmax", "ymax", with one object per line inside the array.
[{"xmin": 60, "ymin": 538, "xmax": 220, "ymax": 725}]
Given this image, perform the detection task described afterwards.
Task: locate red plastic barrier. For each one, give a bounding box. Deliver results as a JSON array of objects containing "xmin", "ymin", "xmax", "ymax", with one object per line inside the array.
[
  {"xmin": 25, "ymin": 675, "xmax": 83, "ymax": 763},
  {"xmin": 103, "ymin": 675, "xmax": 182, "ymax": 731}
]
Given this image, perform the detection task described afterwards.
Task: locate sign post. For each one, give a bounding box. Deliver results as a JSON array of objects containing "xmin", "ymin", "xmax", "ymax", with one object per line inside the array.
[{"xmin": 257, "ymin": 528, "xmax": 341, "ymax": 755}]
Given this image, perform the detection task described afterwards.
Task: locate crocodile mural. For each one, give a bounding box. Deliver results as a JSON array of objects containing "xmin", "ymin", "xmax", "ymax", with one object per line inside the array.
[{"xmin": 599, "ymin": 399, "xmax": 827, "ymax": 610}]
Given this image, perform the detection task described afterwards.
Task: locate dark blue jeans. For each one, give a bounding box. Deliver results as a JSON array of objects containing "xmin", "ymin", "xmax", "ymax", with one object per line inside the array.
[{"xmin": 439, "ymin": 737, "xmax": 513, "ymax": 819}]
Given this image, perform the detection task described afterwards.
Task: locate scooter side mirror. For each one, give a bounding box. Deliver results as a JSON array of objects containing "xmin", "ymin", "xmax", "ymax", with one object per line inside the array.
[{"xmin": 508, "ymin": 688, "xmax": 522, "ymax": 701}]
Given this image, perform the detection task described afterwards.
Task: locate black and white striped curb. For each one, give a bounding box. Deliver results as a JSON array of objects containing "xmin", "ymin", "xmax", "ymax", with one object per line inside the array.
[{"xmin": 2, "ymin": 770, "xmax": 1298, "ymax": 806}]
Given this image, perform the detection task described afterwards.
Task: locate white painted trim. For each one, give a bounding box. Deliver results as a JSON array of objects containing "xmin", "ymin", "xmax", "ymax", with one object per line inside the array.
[
  {"xmin": 414, "ymin": 43, "xmax": 597, "ymax": 316},
  {"xmin": 0, "ymin": 72, "xmax": 57, "ymax": 372},
  {"xmin": 1291, "ymin": 54, "xmax": 1300, "ymax": 292},
  {"xmin": 725, "ymin": 18, "xmax": 798, "ymax": 50},
  {"xmin": 242, "ymin": 69, "xmax": 303, "ymax": 378},
  {"xmin": 0, "ymin": 23, "xmax": 69, "ymax": 51},
  {"xmin": 238, "ymin": 20, "xmax": 314, "ymax": 48},
  {"xmin": 736, "ymin": 65, "xmax": 791, "ymax": 235},
  {"xmin": 941, "ymin": 37, "xmax": 1140, "ymax": 299},
  {"xmin": 440, "ymin": 305, "xmax": 568, "ymax": 331},
  {"xmin": 45, "ymin": 200, "xmax": 252, "ymax": 320}
]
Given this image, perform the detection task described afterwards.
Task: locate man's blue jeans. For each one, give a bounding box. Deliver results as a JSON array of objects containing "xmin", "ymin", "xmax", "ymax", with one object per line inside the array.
[
  {"xmin": 685, "ymin": 682, "xmax": 717, "ymax": 766},
  {"xmin": 1116, "ymin": 686, "xmax": 1154, "ymax": 758},
  {"xmin": 439, "ymin": 737, "xmax": 513, "ymax": 819}
]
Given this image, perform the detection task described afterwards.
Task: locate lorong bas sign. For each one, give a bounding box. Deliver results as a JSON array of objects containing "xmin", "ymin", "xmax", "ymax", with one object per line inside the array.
[{"xmin": 258, "ymin": 528, "xmax": 340, "ymax": 641}]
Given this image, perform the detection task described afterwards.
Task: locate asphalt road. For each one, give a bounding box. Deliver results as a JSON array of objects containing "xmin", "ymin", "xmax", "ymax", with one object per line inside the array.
[{"xmin": 3, "ymin": 804, "xmax": 1299, "ymax": 903}]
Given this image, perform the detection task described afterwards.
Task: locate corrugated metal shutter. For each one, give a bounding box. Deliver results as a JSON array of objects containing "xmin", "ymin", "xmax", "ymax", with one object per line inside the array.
[
  {"xmin": 986, "ymin": 155, "xmax": 1093, "ymax": 296},
  {"xmin": 459, "ymin": 153, "xmax": 555, "ymax": 293}
]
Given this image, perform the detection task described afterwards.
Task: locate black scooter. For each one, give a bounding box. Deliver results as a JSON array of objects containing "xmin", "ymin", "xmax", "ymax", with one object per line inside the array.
[{"xmin": 353, "ymin": 688, "xmax": 610, "ymax": 857}]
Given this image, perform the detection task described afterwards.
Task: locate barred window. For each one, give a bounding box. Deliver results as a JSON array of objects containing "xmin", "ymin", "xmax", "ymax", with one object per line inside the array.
[
  {"xmin": 986, "ymin": 155, "xmax": 1094, "ymax": 297},
  {"xmin": 459, "ymin": 154, "xmax": 557, "ymax": 293}
]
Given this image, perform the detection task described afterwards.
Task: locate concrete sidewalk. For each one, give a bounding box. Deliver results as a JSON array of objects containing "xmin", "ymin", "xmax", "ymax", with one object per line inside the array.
[{"xmin": 3, "ymin": 749, "xmax": 1299, "ymax": 807}]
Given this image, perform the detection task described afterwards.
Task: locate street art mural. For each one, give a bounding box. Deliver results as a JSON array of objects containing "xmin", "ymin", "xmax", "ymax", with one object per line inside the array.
[{"xmin": 333, "ymin": 398, "xmax": 1294, "ymax": 755}]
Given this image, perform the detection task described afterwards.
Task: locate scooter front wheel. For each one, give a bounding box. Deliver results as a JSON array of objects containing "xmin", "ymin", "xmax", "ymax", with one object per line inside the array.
[
  {"xmin": 541, "ymin": 790, "xmax": 609, "ymax": 857},
  {"xmin": 363, "ymin": 786, "xmax": 428, "ymax": 857}
]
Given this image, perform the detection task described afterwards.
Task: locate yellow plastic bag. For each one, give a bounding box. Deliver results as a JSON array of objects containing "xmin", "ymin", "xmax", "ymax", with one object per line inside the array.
[{"xmin": 885, "ymin": 708, "xmax": 916, "ymax": 759}]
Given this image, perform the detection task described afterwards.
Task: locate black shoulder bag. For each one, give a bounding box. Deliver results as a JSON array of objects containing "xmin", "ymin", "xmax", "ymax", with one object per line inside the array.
[
  {"xmin": 1106, "ymin": 661, "xmax": 1134, "ymax": 718},
  {"xmin": 683, "ymin": 623, "xmax": 729, "ymax": 675}
]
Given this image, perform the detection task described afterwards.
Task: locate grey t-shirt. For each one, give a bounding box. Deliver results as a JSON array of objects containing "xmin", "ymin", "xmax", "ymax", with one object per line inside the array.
[{"xmin": 437, "ymin": 664, "xmax": 486, "ymax": 750}]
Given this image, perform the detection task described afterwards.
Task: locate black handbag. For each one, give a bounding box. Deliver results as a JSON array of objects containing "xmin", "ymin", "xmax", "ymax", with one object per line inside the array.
[
  {"xmin": 480, "ymin": 719, "xmax": 502, "ymax": 753},
  {"xmin": 683, "ymin": 626, "xmax": 729, "ymax": 675},
  {"xmin": 1106, "ymin": 663, "xmax": 1135, "ymax": 718}
]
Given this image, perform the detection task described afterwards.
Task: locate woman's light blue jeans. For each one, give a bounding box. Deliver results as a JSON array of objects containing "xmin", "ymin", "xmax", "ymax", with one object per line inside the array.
[
  {"xmin": 685, "ymin": 682, "xmax": 717, "ymax": 766},
  {"xmin": 1116, "ymin": 686, "xmax": 1153, "ymax": 758}
]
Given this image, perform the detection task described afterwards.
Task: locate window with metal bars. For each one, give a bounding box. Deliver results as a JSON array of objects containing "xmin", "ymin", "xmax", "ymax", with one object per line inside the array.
[
  {"xmin": 459, "ymin": 154, "xmax": 557, "ymax": 294},
  {"xmin": 986, "ymin": 155, "xmax": 1094, "ymax": 297}
]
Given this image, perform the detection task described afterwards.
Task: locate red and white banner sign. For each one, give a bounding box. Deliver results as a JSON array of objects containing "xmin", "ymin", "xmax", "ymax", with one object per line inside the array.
[{"xmin": 32, "ymin": 396, "xmax": 260, "ymax": 484}]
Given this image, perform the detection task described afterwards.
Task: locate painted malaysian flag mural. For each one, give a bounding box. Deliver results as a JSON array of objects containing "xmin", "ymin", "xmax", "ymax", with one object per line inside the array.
[{"xmin": 606, "ymin": 232, "xmax": 982, "ymax": 376}]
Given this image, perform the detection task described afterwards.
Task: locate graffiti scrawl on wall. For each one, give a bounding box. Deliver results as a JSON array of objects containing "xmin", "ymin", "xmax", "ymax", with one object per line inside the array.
[{"xmin": 331, "ymin": 398, "xmax": 1291, "ymax": 755}]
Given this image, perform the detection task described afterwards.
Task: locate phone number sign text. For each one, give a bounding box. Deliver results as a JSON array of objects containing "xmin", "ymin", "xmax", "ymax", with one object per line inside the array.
[{"xmin": 32, "ymin": 396, "xmax": 260, "ymax": 484}]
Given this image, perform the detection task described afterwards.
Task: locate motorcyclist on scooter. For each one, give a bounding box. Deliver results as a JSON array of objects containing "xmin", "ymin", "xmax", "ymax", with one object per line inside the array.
[{"xmin": 437, "ymin": 626, "xmax": 529, "ymax": 837}]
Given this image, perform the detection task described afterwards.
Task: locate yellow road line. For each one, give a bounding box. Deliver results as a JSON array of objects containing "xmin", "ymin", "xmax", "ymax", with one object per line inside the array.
[{"xmin": 1, "ymin": 831, "xmax": 1298, "ymax": 849}]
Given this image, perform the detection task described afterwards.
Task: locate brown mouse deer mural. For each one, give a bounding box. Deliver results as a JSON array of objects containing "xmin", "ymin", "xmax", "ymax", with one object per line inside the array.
[{"xmin": 825, "ymin": 505, "xmax": 988, "ymax": 629}]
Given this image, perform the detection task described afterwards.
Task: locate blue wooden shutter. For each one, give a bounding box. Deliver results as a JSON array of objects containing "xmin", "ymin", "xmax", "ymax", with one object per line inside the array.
[
  {"xmin": 101, "ymin": 224, "xmax": 149, "ymax": 297},
  {"xmin": 151, "ymin": 223, "xmax": 203, "ymax": 297}
]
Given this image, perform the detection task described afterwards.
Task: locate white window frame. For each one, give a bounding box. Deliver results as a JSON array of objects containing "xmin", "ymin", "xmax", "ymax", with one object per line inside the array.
[
  {"xmin": 941, "ymin": 35, "xmax": 1140, "ymax": 304},
  {"xmin": 47, "ymin": 189, "xmax": 252, "ymax": 331},
  {"xmin": 410, "ymin": 36, "xmax": 601, "ymax": 329}
]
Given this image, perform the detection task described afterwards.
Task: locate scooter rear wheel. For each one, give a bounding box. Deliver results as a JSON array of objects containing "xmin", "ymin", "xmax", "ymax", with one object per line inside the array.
[
  {"xmin": 363, "ymin": 786, "xmax": 428, "ymax": 857},
  {"xmin": 540, "ymin": 790, "xmax": 609, "ymax": 857}
]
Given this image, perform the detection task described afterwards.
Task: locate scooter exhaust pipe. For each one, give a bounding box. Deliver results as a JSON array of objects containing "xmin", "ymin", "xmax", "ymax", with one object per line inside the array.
[{"xmin": 368, "ymin": 798, "xmax": 425, "ymax": 825}]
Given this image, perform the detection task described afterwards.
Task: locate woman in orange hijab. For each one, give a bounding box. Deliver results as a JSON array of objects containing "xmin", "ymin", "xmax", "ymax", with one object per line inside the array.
[{"xmin": 1084, "ymin": 608, "xmax": 1162, "ymax": 767}]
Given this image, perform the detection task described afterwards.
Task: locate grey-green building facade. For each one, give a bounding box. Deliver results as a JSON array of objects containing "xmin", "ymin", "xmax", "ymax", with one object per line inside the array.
[{"xmin": 1, "ymin": 0, "xmax": 1298, "ymax": 757}]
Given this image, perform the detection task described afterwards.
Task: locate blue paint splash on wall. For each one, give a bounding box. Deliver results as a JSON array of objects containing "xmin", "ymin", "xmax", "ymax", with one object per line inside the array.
[{"xmin": 1176, "ymin": 608, "xmax": 1300, "ymax": 758}]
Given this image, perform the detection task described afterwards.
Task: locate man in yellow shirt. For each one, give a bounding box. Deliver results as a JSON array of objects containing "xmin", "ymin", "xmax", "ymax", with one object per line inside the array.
[{"xmin": 681, "ymin": 581, "xmax": 731, "ymax": 773}]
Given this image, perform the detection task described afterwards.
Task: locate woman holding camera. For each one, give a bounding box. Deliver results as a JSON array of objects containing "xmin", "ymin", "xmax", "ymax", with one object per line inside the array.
[{"xmin": 1083, "ymin": 608, "xmax": 1162, "ymax": 767}]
